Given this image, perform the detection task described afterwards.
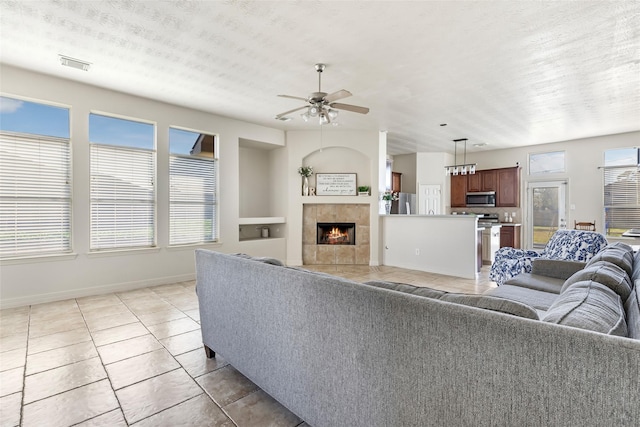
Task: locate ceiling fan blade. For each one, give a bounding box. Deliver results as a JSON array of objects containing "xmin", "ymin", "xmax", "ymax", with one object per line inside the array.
[
  {"xmin": 329, "ymin": 102, "xmax": 370, "ymax": 114},
  {"xmin": 275, "ymin": 105, "xmax": 308, "ymax": 119},
  {"xmin": 324, "ymin": 89, "xmax": 352, "ymax": 103},
  {"xmin": 278, "ymin": 94, "xmax": 309, "ymax": 102}
]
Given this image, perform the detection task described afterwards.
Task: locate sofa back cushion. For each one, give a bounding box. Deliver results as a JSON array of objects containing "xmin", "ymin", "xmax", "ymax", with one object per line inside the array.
[
  {"xmin": 632, "ymin": 250, "xmax": 640, "ymax": 283},
  {"xmin": 625, "ymin": 287, "xmax": 640, "ymax": 339},
  {"xmin": 542, "ymin": 281, "xmax": 627, "ymax": 337},
  {"xmin": 364, "ymin": 280, "xmax": 446, "ymax": 299},
  {"xmin": 586, "ymin": 242, "xmax": 634, "ymax": 277},
  {"xmin": 439, "ymin": 293, "xmax": 539, "ymax": 320},
  {"xmin": 542, "ymin": 230, "xmax": 608, "ymax": 261},
  {"xmin": 364, "ymin": 280, "xmax": 539, "ymax": 320},
  {"xmin": 562, "ymin": 261, "xmax": 632, "ymax": 300}
]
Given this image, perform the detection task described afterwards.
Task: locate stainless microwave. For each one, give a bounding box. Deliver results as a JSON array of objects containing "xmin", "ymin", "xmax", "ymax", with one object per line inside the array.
[{"xmin": 466, "ymin": 191, "xmax": 496, "ymax": 207}]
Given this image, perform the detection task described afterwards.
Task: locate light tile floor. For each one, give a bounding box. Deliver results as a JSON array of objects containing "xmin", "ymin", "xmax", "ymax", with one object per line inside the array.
[{"xmin": 0, "ymin": 265, "xmax": 496, "ymax": 426}]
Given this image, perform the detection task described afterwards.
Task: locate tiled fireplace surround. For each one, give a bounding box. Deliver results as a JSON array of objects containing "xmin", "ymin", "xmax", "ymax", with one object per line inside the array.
[{"xmin": 302, "ymin": 204, "xmax": 370, "ymax": 265}]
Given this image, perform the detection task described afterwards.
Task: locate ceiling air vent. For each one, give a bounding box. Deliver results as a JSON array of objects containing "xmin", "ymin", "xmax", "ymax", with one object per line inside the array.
[{"xmin": 59, "ymin": 55, "xmax": 91, "ymax": 71}]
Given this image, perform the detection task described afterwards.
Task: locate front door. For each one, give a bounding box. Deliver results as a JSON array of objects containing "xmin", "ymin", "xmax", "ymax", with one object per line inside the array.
[{"xmin": 527, "ymin": 181, "xmax": 567, "ymax": 249}]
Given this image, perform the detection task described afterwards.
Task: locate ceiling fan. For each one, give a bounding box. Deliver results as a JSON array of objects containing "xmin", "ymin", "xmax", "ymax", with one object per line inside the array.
[{"xmin": 275, "ymin": 63, "xmax": 369, "ymax": 125}]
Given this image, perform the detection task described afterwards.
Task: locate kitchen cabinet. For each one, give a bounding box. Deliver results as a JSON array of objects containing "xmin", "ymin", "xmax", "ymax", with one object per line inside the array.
[
  {"xmin": 450, "ymin": 174, "xmax": 467, "ymax": 207},
  {"xmin": 500, "ymin": 224, "xmax": 521, "ymax": 249},
  {"xmin": 496, "ymin": 167, "xmax": 520, "ymax": 207},
  {"xmin": 392, "ymin": 172, "xmax": 402, "ymax": 193},
  {"xmin": 482, "ymin": 225, "xmax": 501, "ymax": 264},
  {"xmin": 467, "ymin": 169, "xmax": 496, "ymax": 193},
  {"xmin": 451, "ymin": 167, "xmax": 518, "ymax": 208}
]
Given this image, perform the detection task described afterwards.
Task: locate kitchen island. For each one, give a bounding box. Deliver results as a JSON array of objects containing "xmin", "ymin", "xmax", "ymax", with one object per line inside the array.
[{"xmin": 381, "ymin": 214, "xmax": 481, "ymax": 279}]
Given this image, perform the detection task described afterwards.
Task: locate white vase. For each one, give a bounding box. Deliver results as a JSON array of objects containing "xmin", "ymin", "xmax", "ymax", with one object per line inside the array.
[
  {"xmin": 385, "ymin": 201, "xmax": 391, "ymax": 214},
  {"xmin": 303, "ymin": 176, "xmax": 309, "ymax": 196}
]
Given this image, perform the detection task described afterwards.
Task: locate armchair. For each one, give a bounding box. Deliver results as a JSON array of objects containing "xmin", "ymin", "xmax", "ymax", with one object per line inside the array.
[{"xmin": 489, "ymin": 229, "xmax": 608, "ymax": 286}]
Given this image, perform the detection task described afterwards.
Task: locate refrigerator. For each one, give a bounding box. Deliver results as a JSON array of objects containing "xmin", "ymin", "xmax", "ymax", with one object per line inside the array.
[{"xmin": 391, "ymin": 192, "xmax": 416, "ymax": 214}]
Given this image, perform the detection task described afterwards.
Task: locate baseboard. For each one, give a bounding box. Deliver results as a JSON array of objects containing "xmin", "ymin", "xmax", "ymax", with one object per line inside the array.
[{"xmin": 0, "ymin": 273, "xmax": 195, "ymax": 309}]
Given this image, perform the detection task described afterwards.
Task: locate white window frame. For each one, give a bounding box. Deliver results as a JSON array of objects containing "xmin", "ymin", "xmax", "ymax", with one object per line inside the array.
[
  {"xmin": 168, "ymin": 127, "xmax": 218, "ymax": 246},
  {"xmin": 528, "ymin": 150, "xmax": 566, "ymax": 175},
  {"xmin": 0, "ymin": 97, "xmax": 72, "ymax": 260},
  {"xmin": 89, "ymin": 113, "xmax": 156, "ymax": 251},
  {"xmin": 603, "ymin": 147, "xmax": 640, "ymax": 237}
]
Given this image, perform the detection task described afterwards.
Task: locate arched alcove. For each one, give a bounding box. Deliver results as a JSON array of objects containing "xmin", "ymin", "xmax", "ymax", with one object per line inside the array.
[{"xmin": 302, "ymin": 146, "xmax": 371, "ymax": 189}]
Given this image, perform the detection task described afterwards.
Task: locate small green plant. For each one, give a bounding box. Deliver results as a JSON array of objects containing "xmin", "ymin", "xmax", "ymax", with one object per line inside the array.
[
  {"xmin": 297, "ymin": 166, "xmax": 313, "ymax": 177},
  {"xmin": 358, "ymin": 186, "xmax": 370, "ymax": 192}
]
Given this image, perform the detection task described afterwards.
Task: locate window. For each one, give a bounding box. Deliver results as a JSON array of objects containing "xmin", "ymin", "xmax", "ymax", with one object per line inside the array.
[
  {"xmin": 169, "ymin": 128, "xmax": 217, "ymax": 245},
  {"xmin": 90, "ymin": 114, "xmax": 155, "ymax": 250},
  {"xmin": 0, "ymin": 96, "xmax": 71, "ymax": 258},
  {"xmin": 529, "ymin": 151, "xmax": 565, "ymax": 175},
  {"xmin": 603, "ymin": 147, "xmax": 640, "ymax": 237}
]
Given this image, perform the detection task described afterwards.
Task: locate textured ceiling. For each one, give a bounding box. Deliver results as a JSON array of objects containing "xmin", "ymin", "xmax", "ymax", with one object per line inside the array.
[{"xmin": 1, "ymin": 1, "xmax": 639, "ymax": 155}]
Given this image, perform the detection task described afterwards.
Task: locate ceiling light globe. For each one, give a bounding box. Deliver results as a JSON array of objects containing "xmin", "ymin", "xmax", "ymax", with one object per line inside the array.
[{"xmin": 309, "ymin": 106, "xmax": 319, "ymax": 117}]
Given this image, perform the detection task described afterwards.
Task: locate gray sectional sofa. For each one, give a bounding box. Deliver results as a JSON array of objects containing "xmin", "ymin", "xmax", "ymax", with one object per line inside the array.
[{"xmin": 195, "ymin": 245, "xmax": 640, "ymax": 427}]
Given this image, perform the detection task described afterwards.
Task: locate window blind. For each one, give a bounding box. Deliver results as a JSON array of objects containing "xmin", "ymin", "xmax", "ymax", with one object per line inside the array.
[
  {"xmin": 0, "ymin": 131, "xmax": 71, "ymax": 257},
  {"xmin": 604, "ymin": 165, "xmax": 640, "ymax": 234},
  {"xmin": 169, "ymin": 155, "xmax": 217, "ymax": 245},
  {"xmin": 90, "ymin": 144, "xmax": 155, "ymax": 250}
]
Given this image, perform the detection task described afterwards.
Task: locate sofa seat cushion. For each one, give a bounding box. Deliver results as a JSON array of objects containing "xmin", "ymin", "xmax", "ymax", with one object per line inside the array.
[
  {"xmin": 586, "ymin": 242, "xmax": 634, "ymax": 277},
  {"xmin": 504, "ymin": 273, "xmax": 565, "ymax": 294},
  {"xmin": 625, "ymin": 287, "xmax": 640, "ymax": 339},
  {"xmin": 542, "ymin": 281, "xmax": 627, "ymax": 337},
  {"xmin": 562, "ymin": 261, "xmax": 632, "ymax": 300},
  {"xmin": 484, "ymin": 285, "xmax": 558, "ymax": 311},
  {"xmin": 364, "ymin": 281, "xmax": 538, "ymax": 319}
]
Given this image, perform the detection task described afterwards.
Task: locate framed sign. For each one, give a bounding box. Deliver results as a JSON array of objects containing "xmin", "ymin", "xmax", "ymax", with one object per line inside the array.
[{"xmin": 316, "ymin": 173, "xmax": 357, "ymax": 196}]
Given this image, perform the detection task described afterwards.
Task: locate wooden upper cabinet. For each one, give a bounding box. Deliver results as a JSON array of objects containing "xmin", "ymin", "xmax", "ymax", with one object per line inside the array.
[
  {"xmin": 467, "ymin": 169, "xmax": 497, "ymax": 193},
  {"xmin": 391, "ymin": 172, "xmax": 402, "ymax": 193},
  {"xmin": 451, "ymin": 174, "xmax": 467, "ymax": 207},
  {"xmin": 481, "ymin": 169, "xmax": 496, "ymax": 192},
  {"xmin": 467, "ymin": 172, "xmax": 482, "ymax": 192},
  {"xmin": 496, "ymin": 167, "xmax": 520, "ymax": 207},
  {"xmin": 450, "ymin": 166, "xmax": 519, "ymax": 208}
]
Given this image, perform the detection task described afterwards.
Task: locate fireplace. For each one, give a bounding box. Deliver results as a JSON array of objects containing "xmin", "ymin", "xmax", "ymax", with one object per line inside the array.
[
  {"xmin": 303, "ymin": 204, "xmax": 369, "ymax": 265},
  {"xmin": 317, "ymin": 222, "xmax": 355, "ymax": 245}
]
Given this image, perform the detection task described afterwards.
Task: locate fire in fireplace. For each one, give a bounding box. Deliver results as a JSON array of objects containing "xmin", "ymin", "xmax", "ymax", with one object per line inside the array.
[{"xmin": 317, "ymin": 222, "xmax": 356, "ymax": 245}]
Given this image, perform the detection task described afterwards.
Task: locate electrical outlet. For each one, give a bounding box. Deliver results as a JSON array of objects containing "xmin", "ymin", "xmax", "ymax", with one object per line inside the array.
[{"xmin": 415, "ymin": 248, "xmax": 420, "ymax": 255}]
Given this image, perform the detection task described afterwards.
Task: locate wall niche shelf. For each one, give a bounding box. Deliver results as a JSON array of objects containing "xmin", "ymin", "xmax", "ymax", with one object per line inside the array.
[
  {"xmin": 239, "ymin": 217, "xmax": 285, "ymax": 225},
  {"xmin": 238, "ymin": 217, "xmax": 286, "ymax": 242}
]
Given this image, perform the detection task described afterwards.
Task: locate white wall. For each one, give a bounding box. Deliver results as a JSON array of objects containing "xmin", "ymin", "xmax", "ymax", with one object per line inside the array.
[
  {"xmin": 392, "ymin": 153, "xmax": 417, "ymax": 193},
  {"xmin": 416, "ymin": 152, "xmax": 454, "ymax": 211},
  {"xmin": 285, "ymin": 130, "xmax": 383, "ymax": 266},
  {"xmin": 0, "ymin": 65, "xmax": 285, "ymax": 308},
  {"xmin": 382, "ymin": 215, "xmax": 479, "ymax": 279}
]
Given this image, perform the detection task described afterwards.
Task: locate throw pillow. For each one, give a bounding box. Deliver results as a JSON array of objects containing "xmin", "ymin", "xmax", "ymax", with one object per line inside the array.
[
  {"xmin": 586, "ymin": 243, "xmax": 634, "ymax": 277},
  {"xmin": 561, "ymin": 261, "xmax": 632, "ymax": 300},
  {"xmin": 439, "ymin": 293, "xmax": 539, "ymax": 320},
  {"xmin": 542, "ymin": 281, "xmax": 627, "ymax": 337}
]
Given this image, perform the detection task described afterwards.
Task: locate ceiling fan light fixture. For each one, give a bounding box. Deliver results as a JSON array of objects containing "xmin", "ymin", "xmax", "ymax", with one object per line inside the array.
[
  {"xmin": 275, "ymin": 64, "xmax": 369, "ymax": 124},
  {"xmin": 301, "ymin": 112, "xmax": 309, "ymax": 122}
]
